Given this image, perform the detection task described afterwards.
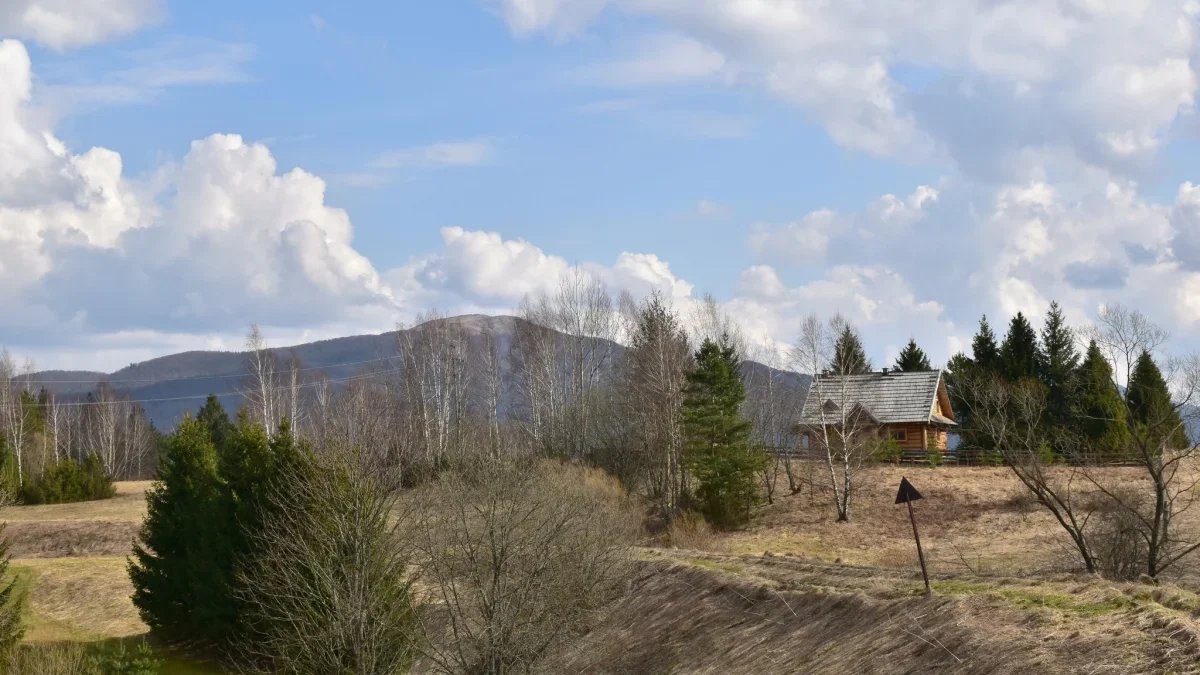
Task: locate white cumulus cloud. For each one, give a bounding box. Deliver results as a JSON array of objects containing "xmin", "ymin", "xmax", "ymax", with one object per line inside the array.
[{"xmin": 0, "ymin": 0, "xmax": 162, "ymax": 50}]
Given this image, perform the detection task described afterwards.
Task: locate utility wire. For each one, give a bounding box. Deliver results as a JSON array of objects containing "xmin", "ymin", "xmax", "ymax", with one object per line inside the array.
[
  {"xmin": 19, "ymin": 353, "xmax": 401, "ymax": 385},
  {"xmin": 2, "ymin": 365, "xmax": 404, "ymax": 409}
]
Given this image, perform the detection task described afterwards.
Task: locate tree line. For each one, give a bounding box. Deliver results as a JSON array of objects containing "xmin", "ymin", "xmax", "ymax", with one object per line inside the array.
[
  {"xmin": 0, "ymin": 350, "xmax": 156, "ymax": 504},
  {"xmin": 945, "ymin": 303, "xmax": 1200, "ymax": 580}
]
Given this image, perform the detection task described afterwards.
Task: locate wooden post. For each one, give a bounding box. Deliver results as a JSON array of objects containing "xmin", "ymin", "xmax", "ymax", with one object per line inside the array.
[
  {"xmin": 896, "ymin": 477, "xmax": 930, "ymax": 595},
  {"xmin": 908, "ymin": 499, "xmax": 931, "ymax": 596}
]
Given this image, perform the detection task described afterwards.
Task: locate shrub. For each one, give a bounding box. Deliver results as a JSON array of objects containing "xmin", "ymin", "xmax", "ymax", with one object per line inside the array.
[
  {"xmin": 1090, "ymin": 488, "xmax": 1149, "ymax": 581},
  {"xmin": 411, "ymin": 459, "xmax": 640, "ymax": 675},
  {"xmin": 91, "ymin": 640, "xmax": 160, "ymax": 675},
  {"xmin": 236, "ymin": 454, "xmax": 415, "ymax": 675},
  {"xmin": 870, "ymin": 437, "xmax": 903, "ymax": 463},
  {"xmin": 21, "ymin": 455, "xmax": 115, "ymax": 505},
  {"xmin": 667, "ymin": 510, "xmax": 719, "ymax": 551},
  {"xmin": 8, "ymin": 643, "xmax": 94, "ymax": 675}
]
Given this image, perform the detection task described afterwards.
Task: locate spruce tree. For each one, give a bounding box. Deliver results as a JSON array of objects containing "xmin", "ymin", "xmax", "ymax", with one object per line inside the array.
[
  {"xmin": 196, "ymin": 394, "xmax": 234, "ymax": 451},
  {"xmin": 1076, "ymin": 340, "xmax": 1130, "ymax": 457},
  {"xmin": 1039, "ymin": 301, "xmax": 1081, "ymax": 430},
  {"xmin": 971, "ymin": 315, "xmax": 1002, "ymax": 373},
  {"xmin": 681, "ymin": 336, "xmax": 762, "ymax": 528},
  {"xmin": 130, "ymin": 414, "xmax": 307, "ymax": 647},
  {"xmin": 1127, "ymin": 351, "xmax": 1191, "ymax": 450},
  {"xmin": 1000, "ymin": 312, "xmax": 1042, "ymax": 381},
  {"xmin": 0, "ymin": 524, "xmax": 24, "ymax": 656},
  {"xmin": 833, "ymin": 325, "xmax": 871, "ymax": 374},
  {"xmin": 129, "ymin": 417, "xmax": 229, "ymax": 644},
  {"xmin": 893, "ymin": 338, "xmax": 932, "ymax": 372}
]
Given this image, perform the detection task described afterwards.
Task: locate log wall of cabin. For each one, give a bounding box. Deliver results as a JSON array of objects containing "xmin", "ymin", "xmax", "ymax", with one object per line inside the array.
[
  {"xmin": 799, "ymin": 425, "xmax": 949, "ymax": 453},
  {"xmin": 884, "ymin": 424, "xmax": 948, "ymax": 451}
]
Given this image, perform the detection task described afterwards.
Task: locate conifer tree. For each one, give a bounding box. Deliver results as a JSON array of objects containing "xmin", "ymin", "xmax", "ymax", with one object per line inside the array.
[
  {"xmin": 1076, "ymin": 340, "xmax": 1130, "ymax": 457},
  {"xmin": 681, "ymin": 336, "xmax": 763, "ymax": 528},
  {"xmin": 1000, "ymin": 312, "xmax": 1042, "ymax": 381},
  {"xmin": 971, "ymin": 315, "xmax": 1001, "ymax": 373},
  {"xmin": 1127, "ymin": 350, "xmax": 1190, "ymax": 450},
  {"xmin": 893, "ymin": 338, "xmax": 932, "ymax": 372},
  {"xmin": 130, "ymin": 414, "xmax": 308, "ymax": 647},
  {"xmin": 832, "ymin": 325, "xmax": 871, "ymax": 374},
  {"xmin": 1039, "ymin": 301, "xmax": 1081, "ymax": 430},
  {"xmin": 0, "ymin": 524, "xmax": 24, "ymax": 656},
  {"xmin": 196, "ymin": 393, "xmax": 234, "ymax": 451},
  {"xmin": 129, "ymin": 417, "xmax": 228, "ymax": 644}
]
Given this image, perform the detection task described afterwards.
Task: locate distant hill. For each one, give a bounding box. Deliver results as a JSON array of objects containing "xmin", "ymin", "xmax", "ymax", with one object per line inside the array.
[{"xmin": 31, "ymin": 315, "xmax": 810, "ymax": 430}]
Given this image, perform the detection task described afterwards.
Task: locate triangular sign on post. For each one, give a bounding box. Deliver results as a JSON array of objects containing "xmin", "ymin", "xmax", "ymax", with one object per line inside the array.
[{"xmin": 895, "ymin": 477, "xmax": 923, "ymax": 504}]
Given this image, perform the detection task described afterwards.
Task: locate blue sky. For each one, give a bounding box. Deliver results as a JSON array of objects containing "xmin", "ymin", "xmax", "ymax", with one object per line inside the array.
[{"xmin": 4, "ymin": 0, "xmax": 1200, "ymax": 371}]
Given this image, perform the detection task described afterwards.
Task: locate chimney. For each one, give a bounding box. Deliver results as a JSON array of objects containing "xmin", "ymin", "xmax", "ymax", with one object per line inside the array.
[{"xmin": 881, "ymin": 367, "xmax": 890, "ymax": 376}]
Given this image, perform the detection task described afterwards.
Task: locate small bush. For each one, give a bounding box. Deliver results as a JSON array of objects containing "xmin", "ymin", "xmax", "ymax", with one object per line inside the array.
[
  {"xmin": 667, "ymin": 511, "xmax": 719, "ymax": 551},
  {"xmin": 91, "ymin": 639, "xmax": 160, "ymax": 675},
  {"xmin": 21, "ymin": 455, "xmax": 115, "ymax": 505},
  {"xmin": 8, "ymin": 643, "xmax": 95, "ymax": 675},
  {"xmin": 1090, "ymin": 488, "xmax": 1148, "ymax": 581},
  {"xmin": 870, "ymin": 437, "xmax": 904, "ymax": 464}
]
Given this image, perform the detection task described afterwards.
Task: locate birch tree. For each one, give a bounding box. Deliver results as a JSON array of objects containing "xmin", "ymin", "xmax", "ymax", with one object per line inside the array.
[
  {"xmin": 513, "ymin": 268, "xmax": 616, "ymax": 459},
  {"xmin": 244, "ymin": 324, "xmax": 281, "ymax": 440},
  {"xmin": 478, "ymin": 325, "xmax": 506, "ymax": 461},
  {"xmin": 623, "ymin": 291, "xmax": 692, "ymax": 519},
  {"xmin": 744, "ymin": 339, "xmax": 803, "ymax": 498},
  {"xmin": 792, "ymin": 314, "xmax": 876, "ymax": 522},
  {"xmin": 554, "ymin": 269, "xmax": 618, "ymax": 459},
  {"xmin": 286, "ymin": 349, "xmax": 304, "ymax": 432},
  {"xmin": 0, "ymin": 351, "xmax": 31, "ymax": 488},
  {"xmin": 398, "ymin": 311, "xmax": 470, "ymax": 467},
  {"xmin": 85, "ymin": 382, "xmax": 123, "ymax": 476}
]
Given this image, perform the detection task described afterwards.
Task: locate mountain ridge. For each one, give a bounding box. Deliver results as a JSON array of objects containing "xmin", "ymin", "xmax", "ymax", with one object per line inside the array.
[{"xmin": 30, "ymin": 314, "xmax": 808, "ymax": 430}]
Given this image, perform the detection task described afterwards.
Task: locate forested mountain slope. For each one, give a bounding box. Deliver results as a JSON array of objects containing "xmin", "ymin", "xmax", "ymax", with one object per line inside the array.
[{"xmin": 32, "ymin": 315, "xmax": 809, "ymax": 430}]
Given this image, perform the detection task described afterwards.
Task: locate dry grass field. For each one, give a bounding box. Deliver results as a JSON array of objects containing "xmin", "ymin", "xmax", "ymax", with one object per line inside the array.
[
  {"xmin": 0, "ymin": 481, "xmax": 221, "ymax": 673},
  {"xmin": 5, "ymin": 468, "xmax": 1200, "ymax": 673}
]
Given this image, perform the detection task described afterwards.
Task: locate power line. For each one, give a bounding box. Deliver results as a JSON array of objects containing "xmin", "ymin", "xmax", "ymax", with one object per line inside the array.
[
  {"xmin": 19, "ymin": 353, "xmax": 401, "ymax": 385},
  {"xmin": 3, "ymin": 365, "xmax": 404, "ymax": 409}
]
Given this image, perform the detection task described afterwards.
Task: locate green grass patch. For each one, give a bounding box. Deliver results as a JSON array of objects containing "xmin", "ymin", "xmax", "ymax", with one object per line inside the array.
[
  {"xmin": 683, "ymin": 558, "xmax": 746, "ymax": 576},
  {"xmin": 159, "ymin": 656, "xmax": 226, "ymax": 674},
  {"xmin": 930, "ymin": 580, "xmax": 1136, "ymax": 616}
]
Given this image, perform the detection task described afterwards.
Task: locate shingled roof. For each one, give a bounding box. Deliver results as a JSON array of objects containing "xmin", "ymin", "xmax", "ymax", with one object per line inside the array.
[{"xmin": 799, "ymin": 370, "xmax": 956, "ymax": 426}]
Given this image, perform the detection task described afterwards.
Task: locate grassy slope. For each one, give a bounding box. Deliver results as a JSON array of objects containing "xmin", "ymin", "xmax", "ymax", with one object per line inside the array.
[
  {"xmin": 2, "ymin": 481, "xmax": 224, "ymax": 673},
  {"xmin": 543, "ymin": 551, "xmax": 1200, "ymax": 674},
  {"xmin": 8, "ymin": 470, "xmax": 1200, "ymax": 673}
]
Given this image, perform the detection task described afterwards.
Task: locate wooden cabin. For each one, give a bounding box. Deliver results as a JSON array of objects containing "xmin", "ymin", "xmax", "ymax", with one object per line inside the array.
[{"xmin": 797, "ymin": 369, "xmax": 956, "ymax": 454}]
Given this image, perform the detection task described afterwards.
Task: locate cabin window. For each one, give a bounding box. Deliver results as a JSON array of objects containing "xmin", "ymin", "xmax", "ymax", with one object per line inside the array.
[
  {"xmin": 801, "ymin": 434, "xmax": 811, "ymax": 449},
  {"xmin": 890, "ymin": 429, "xmax": 908, "ymax": 442}
]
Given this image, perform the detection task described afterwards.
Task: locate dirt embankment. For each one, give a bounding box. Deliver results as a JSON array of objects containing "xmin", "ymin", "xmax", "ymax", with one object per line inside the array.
[{"xmin": 540, "ymin": 551, "xmax": 1200, "ymax": 675}]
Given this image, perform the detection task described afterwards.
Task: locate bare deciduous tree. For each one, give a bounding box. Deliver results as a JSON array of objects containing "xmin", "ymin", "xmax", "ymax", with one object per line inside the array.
[
  {"xmin": 1085, "ymin": 305, "xmax": 1200, "ymax": 578},
  {"xmin": 410, "ymin": 460, "xmax": 639, "ymax": 675},
  {"xmin": 618, "ymin": 291, "xmax": 692, "ymax": 519},
  {"xmin": 478, "ymin": 325, "xmax": 506, "ymax": 461},
  {"xmin": 513, "ymin": 269, "xmax": 616, "ymax": 459},
  {"xmin": 792, "ymin": 314, "xmax": 876, "ymax": 522},
  {"xmin": 743, "ymin": 338, "xmax": 803, "ymax": 499},
  {"xmin": 398, "ymin": 311, "xmax": 470, "ymax": 467},
  {"xmin": 244, "ymin": 324, "xmax": 282, "ymax": 439},
  {"xmin": 286, "ymin": 349, "xmax": 304, "ymax": 433},
  {"xmin": 0, "ymin": 352, "xmax": 36, "ymax": 487},
  {"xmin": 957, "ymin": 372, "xmax": 1100, "ymax": 573}
]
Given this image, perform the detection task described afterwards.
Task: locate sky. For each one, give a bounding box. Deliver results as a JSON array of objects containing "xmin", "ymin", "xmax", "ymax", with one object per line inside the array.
[{"xmin": 4, "ymin": 0, "xmax": 1200, "ymax": 372}]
